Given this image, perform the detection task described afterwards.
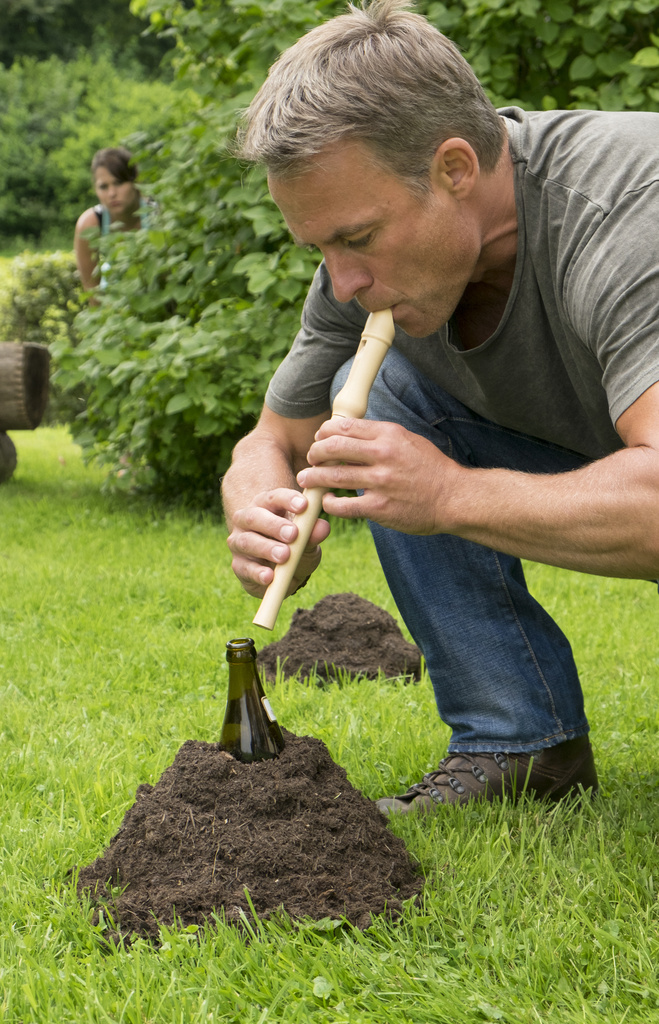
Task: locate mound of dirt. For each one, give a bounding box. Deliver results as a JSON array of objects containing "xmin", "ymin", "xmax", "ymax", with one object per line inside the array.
[
  {"xmin": 258, "ymin": 593, "xmax": 421, "ymax": 684},
  {"xmin": 77, "ymin": 731, "xmax": 423, "ymax": 942}
]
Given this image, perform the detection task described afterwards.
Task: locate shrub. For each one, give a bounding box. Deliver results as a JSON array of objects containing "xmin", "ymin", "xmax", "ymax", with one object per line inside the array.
[
  {"xmin": 426, "ymin": 0, "xmax": 659, "ymax": 111},
  {"xmin": 59, "ymin": 294, "xmax": 307, "ymax": 505}
]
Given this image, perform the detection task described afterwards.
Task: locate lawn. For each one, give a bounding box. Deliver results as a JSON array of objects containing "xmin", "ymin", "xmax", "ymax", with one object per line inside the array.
[{"xmin": 1, "ymin": 427, "xmax": 658, "ymax": 1023}]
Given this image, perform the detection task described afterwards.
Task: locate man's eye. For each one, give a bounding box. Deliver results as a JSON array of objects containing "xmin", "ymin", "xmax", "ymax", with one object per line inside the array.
[{"xmin": 345, "ymin": 234, "xmax": 372, "ymax": 249}]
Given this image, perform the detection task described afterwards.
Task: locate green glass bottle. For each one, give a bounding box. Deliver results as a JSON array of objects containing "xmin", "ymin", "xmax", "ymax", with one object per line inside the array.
[{"xmin": 219, "ymin": 637, "xmax": 285, "ymax": 762}]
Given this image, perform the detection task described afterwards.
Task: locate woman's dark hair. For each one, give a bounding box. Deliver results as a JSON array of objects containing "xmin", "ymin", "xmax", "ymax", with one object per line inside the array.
[{"xmin": 91, "ymin": 147, "xmax": 138, "ymax": 183}]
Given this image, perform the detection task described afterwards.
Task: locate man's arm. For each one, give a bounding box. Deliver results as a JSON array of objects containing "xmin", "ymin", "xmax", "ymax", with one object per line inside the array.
[
  {"xmin": 222, "ymin": 405, "xmax": 331, "ymax": 598},
  {"xmin": 297, "ymin": 380, "xmax": 659, "ymax": 580}
]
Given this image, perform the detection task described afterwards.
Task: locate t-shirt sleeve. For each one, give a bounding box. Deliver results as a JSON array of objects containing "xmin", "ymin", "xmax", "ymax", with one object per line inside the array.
[
  {"xmin": 265, "ymin": 263, "xmax": 369, "ymax": 418},
  {"xmin": 568, "ymin": 181, "xmax": 659, "ymax": 426}
]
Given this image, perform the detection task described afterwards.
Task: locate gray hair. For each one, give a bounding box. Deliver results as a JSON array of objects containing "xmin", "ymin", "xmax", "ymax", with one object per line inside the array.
[{"xmin": 236, "ymin": 0, "xmax": 504, "ymax": 190}]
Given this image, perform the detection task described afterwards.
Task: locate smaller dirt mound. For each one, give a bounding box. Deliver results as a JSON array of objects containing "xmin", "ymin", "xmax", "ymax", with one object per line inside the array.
[
  {"xmin": 258, "ymin": 592, "xmax": 421, "ymax": 684},
  {"xmin": 77, "ymin": 731, "xmax": 423, "ymax": 941}
]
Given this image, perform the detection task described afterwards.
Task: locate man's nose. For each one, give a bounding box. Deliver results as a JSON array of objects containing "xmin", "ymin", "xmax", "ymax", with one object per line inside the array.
[{"xmin": 324, "ymin": 252, "xmax": 373, "ymax": 304}]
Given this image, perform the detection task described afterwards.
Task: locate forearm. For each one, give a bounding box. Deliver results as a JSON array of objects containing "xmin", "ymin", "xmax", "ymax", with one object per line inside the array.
[{"xmin": 444, "ymin": 445, "xmax": 659, "ymax": 579}]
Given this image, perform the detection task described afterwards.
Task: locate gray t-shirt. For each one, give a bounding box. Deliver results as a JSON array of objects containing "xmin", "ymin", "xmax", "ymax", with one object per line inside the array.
[{"xmin": 265, "ymin": 107, "xmax": 659, "ymax": 459}]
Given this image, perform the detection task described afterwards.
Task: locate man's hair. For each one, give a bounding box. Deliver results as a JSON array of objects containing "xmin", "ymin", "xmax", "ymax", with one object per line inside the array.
[
  {"xmin": 91, "ymin": 147, "xmax": 137, "ymax": 183},
  {"xmin": 237, "ymin": 0, "xmax": 504, "ymax": 190}
]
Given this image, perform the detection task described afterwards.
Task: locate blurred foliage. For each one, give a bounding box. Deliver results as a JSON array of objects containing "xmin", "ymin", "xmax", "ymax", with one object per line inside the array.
[
  {"xmin": 53, "ymin": 0, "xmax": 658, "ymax": 505},
  {"xmin": 0, "ymin": 51, "xmax": 193, "ymax": 245},
  {"xmin": 0, "ymin": 0, "xmax": 174, "ymax": 72},
  {"xmin": 0, "ymin": 250, "xmax": 86, "ymax": 424}
]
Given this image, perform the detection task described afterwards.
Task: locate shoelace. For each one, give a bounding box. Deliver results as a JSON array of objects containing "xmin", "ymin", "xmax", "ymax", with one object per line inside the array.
[{"xmin": 410, "ymin": 752, "xmax": 511, "ymax": 798}]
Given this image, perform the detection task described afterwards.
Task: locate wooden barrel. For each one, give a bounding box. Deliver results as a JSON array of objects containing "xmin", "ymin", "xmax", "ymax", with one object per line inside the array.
[
  {"xmin": 0, "ymin": 431, "xmax": 17, "ymax": 483},
  {"xmin": 0, "ymin": 342, "xmax": 50, "ymax": 431}
]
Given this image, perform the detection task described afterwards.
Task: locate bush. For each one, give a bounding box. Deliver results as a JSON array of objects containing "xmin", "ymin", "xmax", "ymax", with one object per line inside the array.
[
  {"xmin": 58, "ymin": 294, "xmax": 307, "ymax": 505},
  {"xmin": 58, "ymin": 0, "xmax": 659, "ymax": 506},
  {"xmin": 426, "ymin": 0, "xmax": 659, "ymax": 111},
  {"xmin": 0, "ymin": 250, "xmax": 86, "ymax": 424}
]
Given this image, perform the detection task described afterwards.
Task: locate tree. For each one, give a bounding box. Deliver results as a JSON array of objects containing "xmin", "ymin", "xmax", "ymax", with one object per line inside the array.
[{"xmin": 0, "ymin": 0, "xmax": 173, "ymax": 72}]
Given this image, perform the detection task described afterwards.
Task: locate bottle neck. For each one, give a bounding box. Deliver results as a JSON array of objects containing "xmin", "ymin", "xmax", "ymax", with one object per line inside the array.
[{"xmin": 227, "ymin": 660, "xmax": 259, "ymax": 699}]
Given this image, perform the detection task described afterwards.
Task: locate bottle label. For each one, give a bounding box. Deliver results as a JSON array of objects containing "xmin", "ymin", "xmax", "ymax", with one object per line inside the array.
[{"xmin": 261, "ymin": 696, "xmax": 277, "ymax": 723}]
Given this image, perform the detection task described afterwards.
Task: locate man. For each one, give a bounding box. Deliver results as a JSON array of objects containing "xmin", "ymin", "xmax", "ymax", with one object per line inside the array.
[{"xmin": 221, "ymin": 0, "xmax": 659, "ymax": 812}]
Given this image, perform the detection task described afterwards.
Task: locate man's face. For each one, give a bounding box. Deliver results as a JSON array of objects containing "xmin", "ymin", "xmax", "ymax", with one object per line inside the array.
[{"xmin": 269, "ymin": 140, "xmax": 482, "ymax": 337}]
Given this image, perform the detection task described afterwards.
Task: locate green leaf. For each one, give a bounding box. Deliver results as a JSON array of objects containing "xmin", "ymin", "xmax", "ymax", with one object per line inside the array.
[
  {"xmin": 544, "ymin": 43, "xmax": 568, "ymax": 70},
  {"xmin": 244, "ymin": 270, "xmax": 278, "ymax": 295},
  {"xmin": 543, "ymin": 0, "xmax": 574, "ymax": 22},
  {"xmin": 275, "ymin": 278, "xmax": 303, "ymax": 302},
  {"xmin": 312, "ymin": 976, "xmax": 333, "ymax": 999},
  {"xmin": 595, "ymin": 49, "xmax": 629, "ymax": 76},
  {"xmin": 631, "ymin": 47, "xmax": 659, "ymax": 68},
  {"xmin": 95, "ymin": 348, "xmax": 126, "ymax": 367},
  {"xmin": 165, "ymin": 392, "xmax": 193, "ymax": 414},
  {"xmin": 535, "ymin": 19, "xmax": 560, "ymax": 44},
  {"xmin": 569, "ymin": 54, "xmax": 597, "ymax": 80}
]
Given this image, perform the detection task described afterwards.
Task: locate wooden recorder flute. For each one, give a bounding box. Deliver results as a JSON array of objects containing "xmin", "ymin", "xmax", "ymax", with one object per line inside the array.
[{"xmin": 252, "ymin": 308, "xmax": 396, "ymax": 631}]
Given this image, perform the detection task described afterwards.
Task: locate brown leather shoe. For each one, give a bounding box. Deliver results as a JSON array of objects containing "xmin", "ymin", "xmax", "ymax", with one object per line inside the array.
[{"xmin": 376, "ymin": 735, "xmax": 598, "ymax": 815}]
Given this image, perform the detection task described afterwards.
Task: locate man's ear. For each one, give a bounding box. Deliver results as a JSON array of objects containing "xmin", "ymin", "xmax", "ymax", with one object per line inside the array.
[{"xmin": 429, "ymin": 138, "xmax": 480, "ymax": 197}]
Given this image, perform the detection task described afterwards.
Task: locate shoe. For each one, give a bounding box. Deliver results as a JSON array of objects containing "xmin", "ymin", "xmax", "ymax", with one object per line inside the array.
[{"xmin": 376, "ymin": 735, "xmax": 598, "ymax": 815}]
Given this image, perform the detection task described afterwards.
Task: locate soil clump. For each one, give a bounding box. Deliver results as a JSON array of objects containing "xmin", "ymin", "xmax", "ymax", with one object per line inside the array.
[
  {"xmin": 258, "ymin": 593, "xmax": 421, "ymax": 684},
  {"xmin": 77, "ymin": 731, "xmax": 423, "ymax": 942}
]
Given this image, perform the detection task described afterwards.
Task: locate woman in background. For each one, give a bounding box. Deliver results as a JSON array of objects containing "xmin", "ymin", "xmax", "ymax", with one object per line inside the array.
[{"xmin": 74, "ymin": 147, "xmax": 143, "ymax": 294}]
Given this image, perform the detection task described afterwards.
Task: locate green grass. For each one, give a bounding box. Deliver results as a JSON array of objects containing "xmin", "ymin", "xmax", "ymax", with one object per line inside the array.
[{"xmin": 1, "ymin": 427, "xmax": 658, "ymax": 1023}]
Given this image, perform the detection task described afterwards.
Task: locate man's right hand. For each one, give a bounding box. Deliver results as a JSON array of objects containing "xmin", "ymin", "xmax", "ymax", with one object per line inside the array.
[{"xmin": 227, "ymin": 487, "xmax": 331, "ymax": 598}]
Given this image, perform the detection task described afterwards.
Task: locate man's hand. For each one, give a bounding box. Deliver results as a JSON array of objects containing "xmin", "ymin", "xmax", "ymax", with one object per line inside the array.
[
  {"xmin": 227, "ymin": 487, "xmax": 331, "ymax": 598},
  {"xmin": 297, "ymin": 417, "xmax": 465, "ymax": 534}
]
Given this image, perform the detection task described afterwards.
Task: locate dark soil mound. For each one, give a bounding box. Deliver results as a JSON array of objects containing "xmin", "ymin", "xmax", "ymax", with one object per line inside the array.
[
  {"xmin": 77, "ymin": 731, "xmax": 423, "ymax": 941},
  {"xmin": 259, "ymin": 593, "xmax": 421, "ymax": 683}
]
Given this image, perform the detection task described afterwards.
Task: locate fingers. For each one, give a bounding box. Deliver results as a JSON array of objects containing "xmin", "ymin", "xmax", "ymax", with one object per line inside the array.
[
  {"xmin": 298, "ymin": 419, "xmax": 398, "ymax": 493},
  {"xmin": 306, "ymin": 416, "xmax": 395, "ymax": 468},
  {"xmin": 230, "ymin": 534, "xmax": 327, "ymax": 599},
  {"xmin": 227, "ymin": 488, "xmax": 330, "ymax": 597},
  {"xmin": 297, "ymin": 419, "xmax": 459, "ymax": 534}
]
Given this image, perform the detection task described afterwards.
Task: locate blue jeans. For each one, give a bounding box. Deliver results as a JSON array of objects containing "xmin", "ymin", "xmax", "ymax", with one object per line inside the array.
[{"xmin": 331, "ymin": 348, "xmax": 592, "ymax": 754}]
